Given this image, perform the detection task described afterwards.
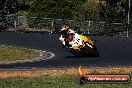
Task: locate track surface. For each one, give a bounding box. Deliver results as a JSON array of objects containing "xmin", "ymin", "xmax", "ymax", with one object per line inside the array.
[{"xmin": 0, "ymin": 32, "xmax": 132, "ymax": 69}]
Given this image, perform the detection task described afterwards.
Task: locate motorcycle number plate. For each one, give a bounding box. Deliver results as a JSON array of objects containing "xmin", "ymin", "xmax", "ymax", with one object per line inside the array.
[{"xmin": 69, "ymin": 37, "xmax": 82, "ymax": 46}]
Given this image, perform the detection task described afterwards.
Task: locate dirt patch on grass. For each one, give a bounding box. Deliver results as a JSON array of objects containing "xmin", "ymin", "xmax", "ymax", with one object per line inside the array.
[
  {"xmin": 0, "ymin": 68, "xmax": 77, "ymax": 78},
  {"xmin": 0, "ymin": 67, "xmax": 132, "ymax": 78}
]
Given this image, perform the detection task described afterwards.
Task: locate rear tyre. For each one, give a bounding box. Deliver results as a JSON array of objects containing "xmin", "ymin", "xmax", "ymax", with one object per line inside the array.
[
  {"xmin": 82, "ymin": 44, "xmax": 100, "ymax": 57},
  {"xmin": 69, "ymin": 48, "xmax": 81, "ymax": 57}
]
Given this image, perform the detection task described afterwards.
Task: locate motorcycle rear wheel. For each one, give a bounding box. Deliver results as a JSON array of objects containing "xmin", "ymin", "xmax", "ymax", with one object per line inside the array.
[{"xmin": 81, "ymin": 44, "xmax": 100, "ymax": 57}]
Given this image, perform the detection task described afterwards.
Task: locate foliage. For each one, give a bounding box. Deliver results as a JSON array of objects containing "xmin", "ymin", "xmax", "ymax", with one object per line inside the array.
[
  {"xmin": 99, "ymin": 0, "xmax": 127, "ymax": 23},
  {"xmin": 0, "ymin": 0, "xmax": 129, "ymax": 22},
  {"xmin": 76, "ymin": 0, "xmax": 99, "ymax": 21},
  {"xmin": 0, "ymin": 0, "xmax": 130, "ymax": 32},
  {"xmin": 0, "ymin": 0, "xmax": 18, "ymax": 30},
  {"xmin": 25, "ymin": 0, "xmax": 128, "ymax": 23},
  {"xmin": 26, "ymin": 0, "xmax": 99, "ymax": 22},
  {"xmin": 27, "ymin": 0, "xmax": 85, "ymax": 20},
  {"xmin": 0, "ymin": 0, "xmax": 18, "ymax": 15}
]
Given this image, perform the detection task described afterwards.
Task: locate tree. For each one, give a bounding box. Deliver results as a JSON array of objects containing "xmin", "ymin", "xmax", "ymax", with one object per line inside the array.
[
  {"xmin": 98, "ymin": 0, "xmax": 127, "ymax": 23},
  {"xmin": 104, "ymin": 0, "xmax": 127, "ymax": 23},
  {"xmin": 0, "ymin": 0, "xmax": 18, "ymax": 30},
  {"xmin": 0, "ymin": 0, "xmax": 18, "ymax": 14},
  {"xmin": 76, "ymin": 0, "xmax": 99, "ymax": 21},
  {"xmin": 99, "ymin": 1, "xmax": 106, "ymax": 21},
  {"xmin": 27, "ymin": 0, "xmax": 85, "ymax": 20}
]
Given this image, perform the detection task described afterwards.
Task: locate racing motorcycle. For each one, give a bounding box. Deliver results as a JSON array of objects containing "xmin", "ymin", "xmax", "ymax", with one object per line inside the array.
[{"xmin": 59, "ymin": 33, "xmax": 100, "ymax": 57}]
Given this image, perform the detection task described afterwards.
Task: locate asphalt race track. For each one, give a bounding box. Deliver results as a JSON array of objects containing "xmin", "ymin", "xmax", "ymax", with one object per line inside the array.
[{"xmin": 0, "ymin": 32, "xmax": 132, "ymax": 69}]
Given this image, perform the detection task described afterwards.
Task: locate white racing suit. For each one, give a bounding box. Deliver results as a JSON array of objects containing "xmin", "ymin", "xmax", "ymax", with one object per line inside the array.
[
  {"xmin": 59, "ymin": 32, "xmax": 82, "ymax": 47},
  {"xmin": 69, "ymin": 33, "xmax": 83, "ymax": 47}
]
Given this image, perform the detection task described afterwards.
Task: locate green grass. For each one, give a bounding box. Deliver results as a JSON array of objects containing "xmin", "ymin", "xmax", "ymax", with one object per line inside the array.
[
  {"xmin": 0, "ymin": 75, "xmax": 131, "ymax": 88},
  {"xmin": 0, "ymin": 44, "xmax": 39, "ymax": 62}
]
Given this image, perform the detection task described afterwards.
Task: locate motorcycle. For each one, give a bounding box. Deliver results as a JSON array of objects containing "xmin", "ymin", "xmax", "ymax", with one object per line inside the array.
[{"xmin": 59, "ymin": 33, "xmax": 100, "ymax": 57}]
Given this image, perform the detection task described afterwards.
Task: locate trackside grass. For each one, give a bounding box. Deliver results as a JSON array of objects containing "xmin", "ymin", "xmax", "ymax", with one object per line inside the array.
[
  {"xmin": 0, "ymin": 67, "xmax": 131, "ymax": 88},
  {"xmin": 0, "ymin": 44, "xmax": 39, "ymax": 62},
  {"xmin": 0, "ymin": 75, "xmax": 131, "ymax": 88}
]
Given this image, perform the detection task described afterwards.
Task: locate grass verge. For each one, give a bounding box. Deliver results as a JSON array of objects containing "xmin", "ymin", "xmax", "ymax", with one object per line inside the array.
[
  {"xmin": 0, "ymin": 67, "xmax": 131, "ymax": 88},
  {"xmin": 0, "ymin": 44, "xmax": 39, "ymax": 62}
]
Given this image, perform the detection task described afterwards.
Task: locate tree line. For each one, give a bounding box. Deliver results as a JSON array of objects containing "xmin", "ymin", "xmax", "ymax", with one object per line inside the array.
[
  {"xmin": 24, "ymin": 0, "xmax": 129, "ymax": 23},
  {"xmin": 0, "ymin": 0, "xmax": 131, "ymax": 23}
]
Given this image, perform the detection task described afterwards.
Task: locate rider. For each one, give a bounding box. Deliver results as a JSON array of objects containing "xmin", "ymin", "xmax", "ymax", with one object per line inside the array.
[
  {"xmin": 60, "ymin": 24, "xmax": 75, "ymax": 41},
  {"xmin": 59, "ymin": 24, "xmax": 82, "ymax": 47},
  {"xmin": 59, "ymin": 24, "xmax": 94, "ymax": 47}
]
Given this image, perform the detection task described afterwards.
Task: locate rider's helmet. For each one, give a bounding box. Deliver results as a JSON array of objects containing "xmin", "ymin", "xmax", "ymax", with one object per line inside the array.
[
  {"xmin": 60, "ymin": 24, "xmax": 69, "ymax": 35},
  {"xmin": 60, "ymin": 24, "xmax": 76, "ymax": 42}
]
